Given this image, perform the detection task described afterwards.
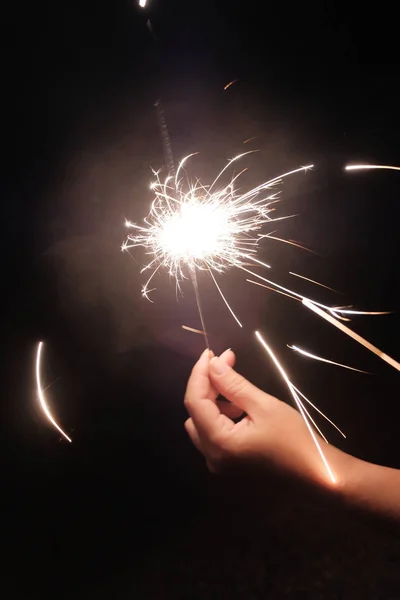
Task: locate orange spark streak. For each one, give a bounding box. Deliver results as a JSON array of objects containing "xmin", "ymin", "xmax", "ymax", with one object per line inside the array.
[
  {"xmin": 255, "ymin": 331, "xmax": 336, "ymax": 484},
  {"xmin": 224, "ymin": 79, "xmax": 238, "ymax": 90},
  {"xmin": 289, "ymin": 272, "xmax": 339, "ymax": 293},
  {"xmin": 303, "ymin": 300, "xmax": 400, "ymax": 371},
  {"xmin": 288, "ymin": 344, "xmax": 369, "ymax": 374},
  {"xmin": 182, "ymin": 325, "xmax": 207, "ymax": 336}
]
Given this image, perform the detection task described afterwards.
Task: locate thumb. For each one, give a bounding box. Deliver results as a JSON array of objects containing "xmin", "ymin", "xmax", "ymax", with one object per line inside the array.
[{"xmin": 209, "ymin": 356, "xmax": 265, "ymax": 416}]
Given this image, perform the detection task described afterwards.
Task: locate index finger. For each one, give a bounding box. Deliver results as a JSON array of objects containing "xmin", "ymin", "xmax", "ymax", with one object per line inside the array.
[
  {"xmin": 184, "ymin": 350, "xmax": 235, "ymax": 439},
  {"xmin": 185, "ymin": 348, "xmax": 212, "ymax": 404}
]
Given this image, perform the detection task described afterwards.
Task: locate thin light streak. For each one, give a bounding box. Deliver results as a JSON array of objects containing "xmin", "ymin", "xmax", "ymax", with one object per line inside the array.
[
  {"xmin": 182, "ymin": 325, "xmax": 207, "ymax": 336},
  {"xmin": 246, "ymin": 279, "xmax": 301, "ymax": 302},
  {"xmin": 255, "ymin": 331, "xmax": 336, "ymax": 484},
  {"xmin": 288, "ymin": 344, "xmax": 369, "ymax": 374},
  {"xmin": 346, "ymin": 164, "xmax": 400, "ymax": 172},
  {"xmin": 291, "ymin": 385, "xmax": 346, "ymax": 439},
  {"xmin": 295, "ymin": 397, "xmax": 329, "ymax": 444},
  {"xmin": 208, "ymin": 270, "xmax": 242, "ymax": 327},
  {"xmin": 303, "ymin": 300, "xmax": 400, "ymax": 371},
  {"xmin": 35, "ymin": 342, "xmax": 72, "ymax": 443},
  {"xmin": 224, "ymin": 79, "xmax": 238, "ymax": 90},
  {"xmin": 260, "ymin": 235, "xmax": 318, "ymax": 254},
  {"xmin": 243, "ymin": 266, "xmax": 386, "ymax": 322},
  {"xmin": 289, "ymin": 272, "xmax": 339, "ymax": 293}
]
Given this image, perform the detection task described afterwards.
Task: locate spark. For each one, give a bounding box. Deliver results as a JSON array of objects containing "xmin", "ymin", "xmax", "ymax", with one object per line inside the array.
[
  {"xmin": 303, "ymin": 300, "xmax": 400, "ymax": 372},
  {"xmin": 35, "ymin": 342, "xmax": 72, "ymax": 443},
  {"xmin": 182, "ymin": 325, "xmax": 207, "ymax": 336},
  {"xmin": 243, "ymin": 136, "xmax": 257, "ymax": 144},
  {"xmin": 262, "ymin": 235, "xmax": 319, "ymax": 254},
  {"xmin": 123, "ymin": 154, "xmax": 313, "ymax": 301},
  {"xmin": 224, "ymin": 79, "xmax": 238, "ymax": 90},
  {"xmin": 139, "ymin": 0, "xmax": 148, "ymax": 7},
  {"xmin": 255, "ymin": 331, "xmax": 336, "ymax": 484},
  {"xmin": 289, "ymin": 272, "xmax": 339, "ymax": 293},
  {"xmin": 288, "ymin": 344, "xmax": 370, "ymax": 374},
  {"xmin": 291, "ymin": 385, "xmax": 346, "ymax": 439},
  {"xmin": 346, "ymin": 164, "xmax": 400, "ymax": 172},
  {"xmin": 246, "ymin": 278, "xmax": 301, "ymax": 302}
]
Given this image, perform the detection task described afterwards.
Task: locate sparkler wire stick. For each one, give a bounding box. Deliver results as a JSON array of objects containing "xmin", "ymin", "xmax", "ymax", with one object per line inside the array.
[
  {"xmin": 35, "ymin": 342, "xmax": 72, "ymax": 442},
  {"xmin": 303, "ymin": 300, "xmax": 400, "ymax": 371},
  {"xmin": 190, "ymin": 268, "xmax": 210, "ymax": 348},
  {"xmin": 155, "ymin": 99, "xmax": 175, "ymax": 177},
  {"xmin": 255, "ymin": 331, "xmax": 336, "ymax": 484}
]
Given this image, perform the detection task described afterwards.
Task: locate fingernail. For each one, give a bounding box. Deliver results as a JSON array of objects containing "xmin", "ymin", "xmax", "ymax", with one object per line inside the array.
[
  {"xmin": 210, "ymin": 356, "xmax": 230, "ymax": 375},
  {"xmin": 219, "ymin": 348, "xmax": 231, "ymax": 359}
]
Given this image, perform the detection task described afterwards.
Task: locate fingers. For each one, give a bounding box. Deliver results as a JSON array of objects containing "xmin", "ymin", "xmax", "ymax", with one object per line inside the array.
[
  {"xmin": 184, "ymin": 418, "xmax": 204, "ymax": 453},
  {"xmin": 185, "ymin": 348, "xmax": 212, "ymax": 405},
  {"xmin": 209, "ymin": 356, "xmax": 266, "ymax": 416},
  {"xmin": 209, "ymin": 349, "xmax": 235, "ymax": 403},
  {"xmin": 185, "ymin": 349, "xmax": 235, "ymax": 441}
]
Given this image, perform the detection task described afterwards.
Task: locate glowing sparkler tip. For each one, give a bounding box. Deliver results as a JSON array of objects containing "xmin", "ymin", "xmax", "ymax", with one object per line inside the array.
[{"xmin": 123, "ymin": 154, "xmax": 314, "ymax": 298}]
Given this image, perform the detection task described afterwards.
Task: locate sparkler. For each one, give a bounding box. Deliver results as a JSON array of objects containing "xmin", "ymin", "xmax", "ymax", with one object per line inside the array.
[
  {"xmin": 35, "ymin": 342, "xmax": 72, "ymax": 442},
  {"xmin": 122, "ymin": 152, "xmax": 312, "ymax": 304},
  {"xmin": 123, "ymin": 154, "xmax": 399, "ymax": 483}
]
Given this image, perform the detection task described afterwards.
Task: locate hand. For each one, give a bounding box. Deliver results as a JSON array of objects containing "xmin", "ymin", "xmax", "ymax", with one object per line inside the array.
[{"xmin": 184, "ymin": 349, "xmax": 340, "ymax": 487}]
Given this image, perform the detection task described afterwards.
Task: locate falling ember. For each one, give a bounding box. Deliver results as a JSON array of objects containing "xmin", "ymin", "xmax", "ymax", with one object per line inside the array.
[
  {"xmin": 288, "ymin": 344, "xmax": 370, "ymax": 374},
  {"xmin": 243, "ymin": 136, "xmax": 257, "ymax": 144},
  {"xmin": 255, "ymin": 331, "xmax": 336, "ymax": 484},
  {"xmin": 182, "ymin": 325, "xmax": 207, "ymax": 336},
  {"xmin": 346, "ymin": 164, "xmax": 400, "ymax": 173},
  {"xmin": 224, "ymin": 79, "xmax": 238, "ymax": 90},
  {"xmin": 35, "ymin": 342, "xmax": 72, "ymax": 443},
  {"xmin": 303, "ymin": 300, "xmax": 400, "ymax": 372},
  {"xmin": 289, "ymin": 272, "xmax": 339, "ymax": 294}
]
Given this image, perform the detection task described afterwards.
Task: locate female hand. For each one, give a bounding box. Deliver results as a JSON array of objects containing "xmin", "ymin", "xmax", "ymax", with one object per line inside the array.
[{"xmin": 184, "ymin": 348, "xmax": 344, "ymax": 488}]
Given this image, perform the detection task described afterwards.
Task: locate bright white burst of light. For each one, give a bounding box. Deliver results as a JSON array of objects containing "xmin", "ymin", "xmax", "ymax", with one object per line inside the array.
[{"xmin": 122, "ymin": 153, "xmax": 313, "ymax": 300}]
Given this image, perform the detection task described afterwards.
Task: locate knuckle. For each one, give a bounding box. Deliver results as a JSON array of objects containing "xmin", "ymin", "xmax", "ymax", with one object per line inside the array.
[{"xmin": 224, "ymin": 374, "xmax": 249, "ymax": 401}]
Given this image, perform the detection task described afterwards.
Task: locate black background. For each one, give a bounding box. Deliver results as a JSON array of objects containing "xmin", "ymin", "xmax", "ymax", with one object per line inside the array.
[{"xmin": 2, "ymin": 1, "xmax": 400, "ymax": 597}]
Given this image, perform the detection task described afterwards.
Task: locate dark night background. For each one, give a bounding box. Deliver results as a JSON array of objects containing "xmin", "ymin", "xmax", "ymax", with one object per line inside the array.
[{"xmin": 2, "ymin": 1, "xmax": 400, "ymax": 597}]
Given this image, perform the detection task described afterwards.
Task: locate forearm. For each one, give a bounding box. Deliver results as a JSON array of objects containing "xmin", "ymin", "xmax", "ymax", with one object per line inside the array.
[{"xmin": 327, "ymin": 445, "xmax": 400, "ymax": 520}]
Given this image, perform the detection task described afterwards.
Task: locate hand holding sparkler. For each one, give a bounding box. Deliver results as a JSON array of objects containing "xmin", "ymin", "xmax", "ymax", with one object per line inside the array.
[
  {"xmin": 184, "ymin": 348, "xmax": 341, "ymax": 487},
  {"xmin": 185, "ymin": 350, "xmax": 400, "ymax": 521}
]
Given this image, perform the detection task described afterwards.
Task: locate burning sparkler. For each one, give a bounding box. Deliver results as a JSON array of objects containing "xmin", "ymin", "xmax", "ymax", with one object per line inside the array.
[
  {"xmin": 122, "ymin": 154, "xmax": 399, "ymax": 483},
  {"xmin": 122, "ymin": 152, "xmax": 312, "ymax": 305}
]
